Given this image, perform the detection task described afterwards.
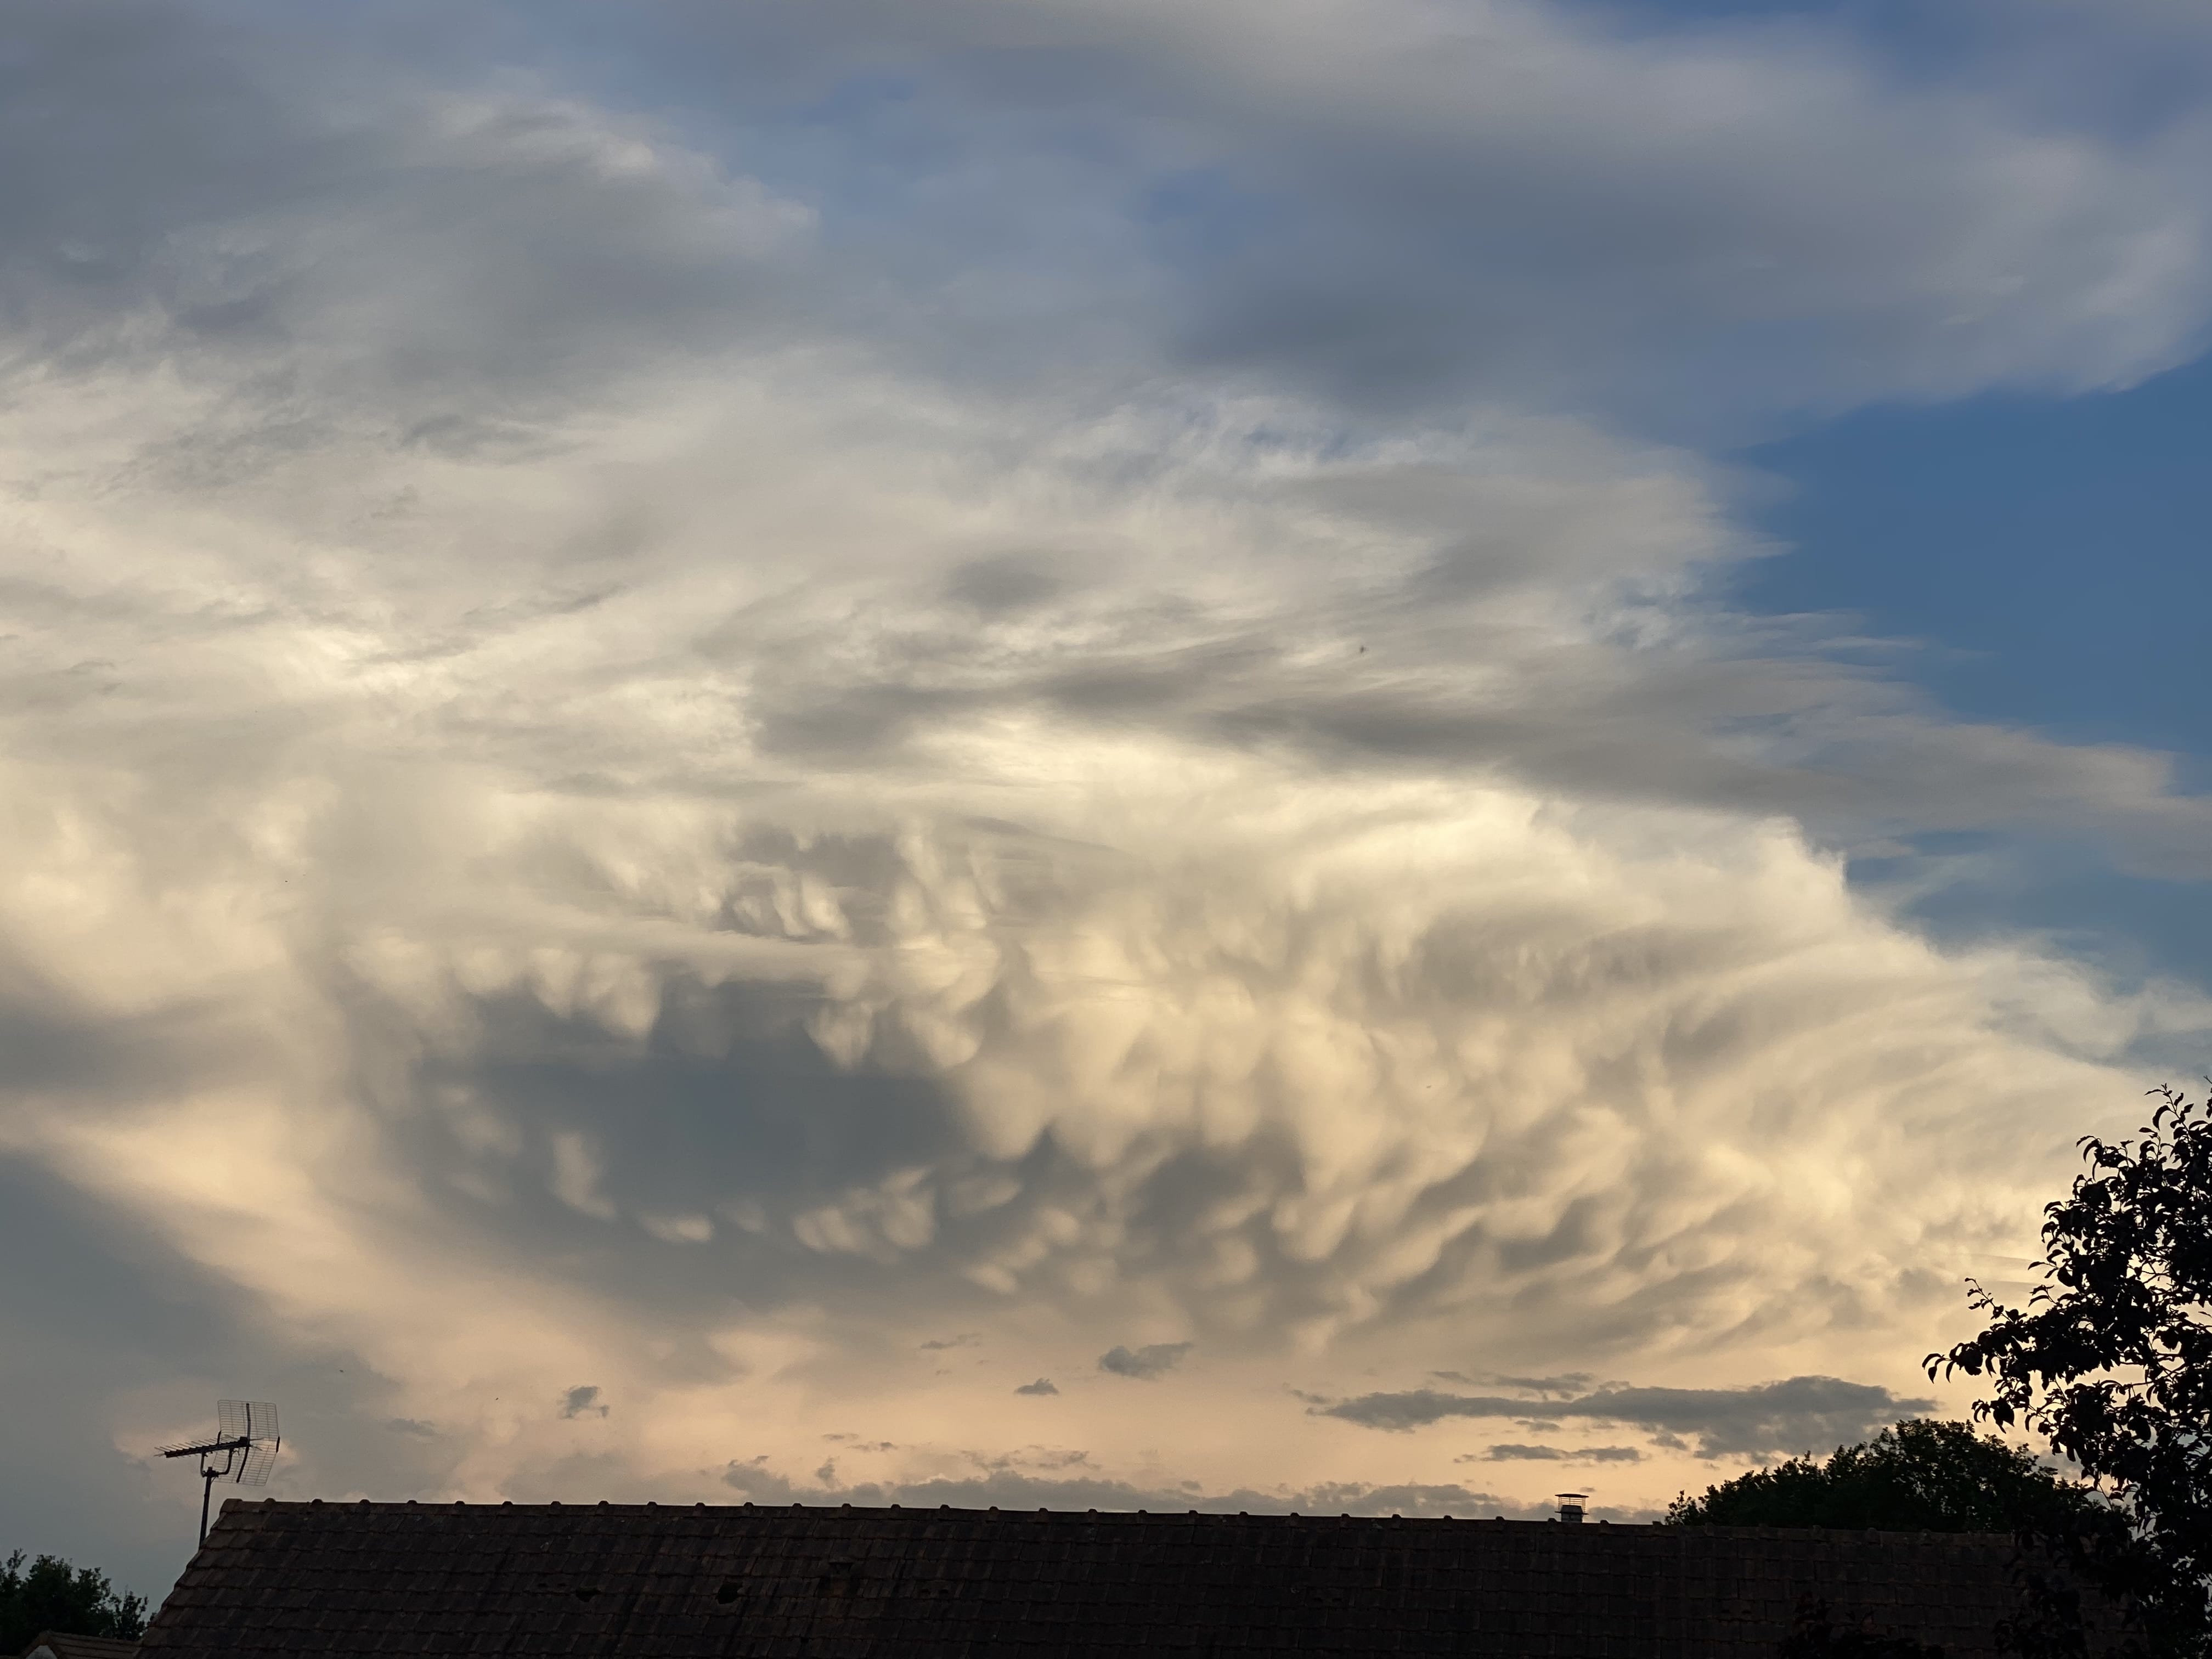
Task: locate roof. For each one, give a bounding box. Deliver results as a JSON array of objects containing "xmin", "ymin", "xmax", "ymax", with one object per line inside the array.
[
  {"xmin": 14, "ymin": 1633, "xmax": 140, "ymax": 1659},
  {"xmin": 140, "ymin": 1498, "xmax": 2093, "ymax": 1659}
]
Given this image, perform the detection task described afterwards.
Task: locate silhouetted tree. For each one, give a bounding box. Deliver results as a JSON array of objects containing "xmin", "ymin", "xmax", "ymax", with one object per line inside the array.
[
  {"xmin": 1780, "ymin": 1596, "xmax": 1948, "ymax": 1658},
  {"xmin": 1663, "ymin": 1418, "xmax": 2098, "ymax": 1532},
  {"xmin": 0, "ymin": 1550, "xmax": 148, "ymax": 1651},
  {"xmin": 1931, "ymin": 1084, "xmax": 2212, "ymax": 1657}
]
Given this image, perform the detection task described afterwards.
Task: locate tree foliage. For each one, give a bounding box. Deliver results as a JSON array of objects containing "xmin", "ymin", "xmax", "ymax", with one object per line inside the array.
[
  {"xmin": 1780, "ymin": 1598, "xmax": 1949, "ymax": 1659},
  {"xmin": 1662, "ymin": 1418, "xmax": 2097, "ymax": 1532},
  {"xmin": 1931, "ymin": 1084, "xmax": 2212, "ymax": 1657},
  {"xmin": 0, "ymin": 1550, "xmax": 149, "ymax": 1652}
]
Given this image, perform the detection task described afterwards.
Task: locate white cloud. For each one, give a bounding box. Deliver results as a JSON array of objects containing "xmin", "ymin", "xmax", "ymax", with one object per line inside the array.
[
  {"xmin": 550, "ymin": 1133, "xmax": 619, "ymax": 1222},
  {"xmin": 4, "ymin": 358, "xmax": 2199, "ymax": 1522},
  {"xmin": 642, "ymin": 1211, "xmax": 716, "ymax": 1244}
]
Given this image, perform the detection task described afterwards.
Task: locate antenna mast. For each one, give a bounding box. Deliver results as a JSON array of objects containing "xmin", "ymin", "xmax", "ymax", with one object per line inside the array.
[{"xmin": 161, "ymin": 1400, "xmax": 281, "ymax": 1545}]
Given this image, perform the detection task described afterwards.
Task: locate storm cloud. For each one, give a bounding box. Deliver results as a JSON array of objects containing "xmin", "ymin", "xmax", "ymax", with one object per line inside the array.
[{"xmin": 2, "ymin": 0, "xmax": 2207, "ymax": 1605}]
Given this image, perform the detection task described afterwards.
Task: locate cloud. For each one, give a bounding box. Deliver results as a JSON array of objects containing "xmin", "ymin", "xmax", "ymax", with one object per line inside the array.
[
  {"xmin": 15, "ymin": 0, "xmax": 2203, "ymax": 458},
  {"xmin": 1471, "ymin": 1444, "xmax": 1644, "ymax": 1464},
  {"xmin": 0, "ymin": 384, "xmax": 2173, "ymax": 1545},
  {"xmin": 4, "ymin": 3, "xmax": 2208, "ymax": 876},
  {"xmin": 1432, "ymin": 1372, "xmax": 1596, "ymax": 1400},
  {"xmin": 641, "ymin": 1211, "xmax": 715, "ymax": 1245},
  {"xmin": 561, "ymin": 1386, "xmax": 610, "ymax": 1421},
  {"xmin": 606, "ymin": 0, "xmax": 2212, "ymax": 422},
  {"xmin": 1316, "ymin": 1376, "xmax": 1932, "ymax": 1459},
  {"xmin": 0, "ymin": 4, "xmax": 815, "ymax": 429},
  {"xmin": 2, "ymin": 0, "xmax": 2208, "ymax": 1594},
  {"xmin": 1014, "ymin": 1379, "xmax": 1060, "ymax": 1397},
  {"xmin": 1099, "ymin": 1344, "xmax": 1194, "ymax": 1381},
  {"xmin": 921, "ymin": 1334, "xmax": 982, "ymax": 1352}
]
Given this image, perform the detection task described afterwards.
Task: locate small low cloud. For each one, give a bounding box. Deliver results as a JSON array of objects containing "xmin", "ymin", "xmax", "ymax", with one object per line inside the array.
[
  {"xmin": 1015, "ymin": 1378, "xmax": 1060, "ymax": 1396},
  {"xmin": 386, "ymin": 1418, "xmax": 438, "ymax": 1438},
  {"xmin": 1314, "ymin": 1376, "xmax": 1929, "ymax": 1459},
  {"xmin": 922, "ymin": 1333, "xmax": 982, "ymax": 1352},
  {"xmin": 561, "ymin": 1385, "xmax": 610, "ymax": 1420},
  {"xmin": 1099, "ymin": 1343, "xmax": 1192, "ymax": 1380},
  {"xmin": 1468, "ymin": 1444, "xmax": 1644, "ymax": 1464}
]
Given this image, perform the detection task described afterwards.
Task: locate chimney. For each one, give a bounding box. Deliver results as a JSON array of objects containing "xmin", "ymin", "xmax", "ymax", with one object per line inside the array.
[{"xmin": 1556, "ymin": 1493, "xmax": 1585, "ymax": 1523}]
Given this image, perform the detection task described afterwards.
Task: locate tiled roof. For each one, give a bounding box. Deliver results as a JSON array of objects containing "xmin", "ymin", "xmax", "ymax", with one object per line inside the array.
[{"xmin": 141, "ymin": 1499, "xmax": 2079, "ymax": 1658}]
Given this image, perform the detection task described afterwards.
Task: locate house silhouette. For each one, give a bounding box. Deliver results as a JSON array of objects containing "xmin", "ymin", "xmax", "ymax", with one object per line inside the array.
[{"xmin": 138, "ymin": 1498, "xmax": 2115, "ymax": 1657}]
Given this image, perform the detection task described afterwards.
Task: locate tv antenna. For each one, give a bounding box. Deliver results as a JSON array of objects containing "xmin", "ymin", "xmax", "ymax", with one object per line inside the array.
[{"xmin": 161, "ymin": 1400, "xmax": 281, "ymax": 1545}]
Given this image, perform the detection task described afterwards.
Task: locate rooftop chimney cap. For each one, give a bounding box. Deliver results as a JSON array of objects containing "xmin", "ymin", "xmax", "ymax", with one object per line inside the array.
[{"xmin": 1556, "ymin": 1494, "xmax": 1587, "ymax": 1523}]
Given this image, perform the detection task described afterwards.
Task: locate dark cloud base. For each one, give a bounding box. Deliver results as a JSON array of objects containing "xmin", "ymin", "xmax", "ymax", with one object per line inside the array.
[
  {"xmin": 1472, "ymin": 1444, "xmax": 1644, "ymax": 1465},
  {"xmin": 1318, "ymin": 1375, "xmax": 1932, "ymax": 1460},
  {"xmin": 1098, "ymin": 1342, "xmax": 1193, "ymax": 1380}
]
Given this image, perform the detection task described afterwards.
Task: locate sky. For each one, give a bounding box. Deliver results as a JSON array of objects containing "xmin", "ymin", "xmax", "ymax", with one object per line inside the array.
[{"xmin": 4, "ymin": 0, "xmax": 2212, "ymax": 1603}]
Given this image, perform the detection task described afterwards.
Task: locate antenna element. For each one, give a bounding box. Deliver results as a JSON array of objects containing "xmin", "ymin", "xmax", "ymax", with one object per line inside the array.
[{"xmin": 161, "ymin": 1400, "xmax": 281, "ymax": 1545}]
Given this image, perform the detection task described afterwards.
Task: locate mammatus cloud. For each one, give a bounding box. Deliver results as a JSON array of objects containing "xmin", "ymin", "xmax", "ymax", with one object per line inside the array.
[
  {"xmin": 1099, "ymin": 1345, "xmax": 1194, "ymax": 1381},
  {"xmin": 1316, "ymin": 1377, "xmax": 1932, "ymax": 1459},
  {"xmin": 3, "ymin": 0, "xmax": 2210, "ymax": 1600}
]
